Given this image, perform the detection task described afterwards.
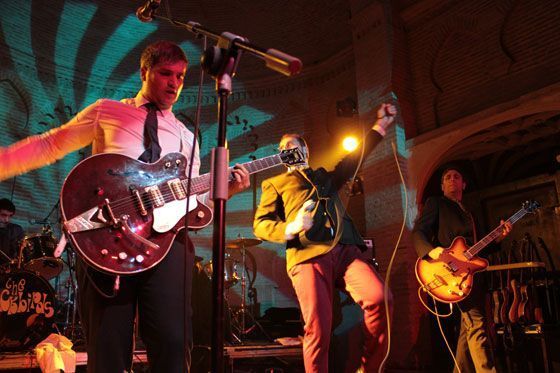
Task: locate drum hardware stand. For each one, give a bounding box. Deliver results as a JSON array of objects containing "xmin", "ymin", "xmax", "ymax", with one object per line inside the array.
[
  {"xmin": 229, "ymin": 237, "xmax": 271, "ymax": 343},
  {"xmin": 0, "ymin": 248, "xmax": 12, "ymax": 263},
  {"xmin": 62, "ymin": 249, "xmax": 80, "ymax": 342}
]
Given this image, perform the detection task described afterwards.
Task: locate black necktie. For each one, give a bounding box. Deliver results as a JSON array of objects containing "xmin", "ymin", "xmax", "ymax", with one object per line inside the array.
[{"xmin": 138, "ymin": 102, "xmax": 162, "ymax": 163}]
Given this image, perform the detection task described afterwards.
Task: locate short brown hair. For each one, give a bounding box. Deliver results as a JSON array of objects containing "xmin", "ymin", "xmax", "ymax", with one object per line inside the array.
[
  {"xmin": 140, "ymin": 40, "xmax": 188, "ymax": 70},
  {"xmin": 0, "ymin": 198, "xmax": 16, "ymax": 213},
  {"xmin": 440, "ymin": 164, "xmax": 465, "ymax": 183}
]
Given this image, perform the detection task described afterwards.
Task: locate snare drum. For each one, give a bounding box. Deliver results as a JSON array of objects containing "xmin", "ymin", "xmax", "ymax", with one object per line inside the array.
[
  {"xmin": 21, "ymin": 234, "xmax": 63, "ymax": 280},
  {"xmin": 203, "ymin": 253, "xmax": 240, "ymax": 288},
  {"xmin": 0, "ymin": 269, "xmax": 56, "ymax": 351}
]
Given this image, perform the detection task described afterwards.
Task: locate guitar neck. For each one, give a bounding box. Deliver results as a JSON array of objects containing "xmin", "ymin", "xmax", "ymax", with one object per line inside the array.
[
  {"xmin": 466, "ymin": 208, "xmax": 528, "ymax": 258},
  {"xmin": 182, "ymin": 153, "xmax": 285, "ymax": 195}
]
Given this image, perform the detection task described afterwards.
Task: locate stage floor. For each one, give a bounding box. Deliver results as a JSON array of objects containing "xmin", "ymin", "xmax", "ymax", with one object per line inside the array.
[{"xmin": 0, "ymin": 343, "xmax": 303, "ymax": 371}]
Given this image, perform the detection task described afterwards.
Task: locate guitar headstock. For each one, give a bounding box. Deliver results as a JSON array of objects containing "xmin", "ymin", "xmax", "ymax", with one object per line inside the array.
[
  {"xmin": 522, "ymin": 200, "xmax": 540, "ymax": 214},
  {"xmin": 279, "ymin": 148, "xmax": 306, "ymax": 166}
]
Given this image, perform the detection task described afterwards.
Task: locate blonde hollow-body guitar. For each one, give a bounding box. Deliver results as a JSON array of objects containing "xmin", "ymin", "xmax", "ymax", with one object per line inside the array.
[{"xmin": 415, "ymin": 201, "xmax": 539, "ymax": 303}]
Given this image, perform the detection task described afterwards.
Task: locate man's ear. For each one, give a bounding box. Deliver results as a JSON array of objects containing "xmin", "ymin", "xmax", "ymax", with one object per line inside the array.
[
  {"xmin": 140, "ymin": 67, "xmax": 147, "ymax": 82},
  {"xmin": 462, "ymin": 182, "xmax": 466, "ymax": 190},
  {"xmin": 301, "ymin": 145, "xmax": 308, "ymax": 160}
]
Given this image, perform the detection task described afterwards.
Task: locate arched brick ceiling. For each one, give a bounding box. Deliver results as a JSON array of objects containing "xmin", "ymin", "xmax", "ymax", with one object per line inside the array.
[
  {"xmin": 436, "ymin": 112, "xmax": 560, "ymax": 190},
  {"xmin": 108, "ymin": 0, "xmax": 353, "ymax": 80}
]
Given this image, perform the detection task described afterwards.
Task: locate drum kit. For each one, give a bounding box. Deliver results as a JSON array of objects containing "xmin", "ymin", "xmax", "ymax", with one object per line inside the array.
[
  {"xmin": 197, "ymin": 236, "xmax": 269, "ymax": 344},
  {"xmin": 0, "ymin": 225, "xmax": 77, "ymax": 351},
  {"xmin": 1, "ymin": 225, "xmax": 266, "ymax": 351}
]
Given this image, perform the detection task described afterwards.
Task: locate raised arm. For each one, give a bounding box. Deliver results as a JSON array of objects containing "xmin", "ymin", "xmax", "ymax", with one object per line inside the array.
[
  {"xmin": 331, "ymin": 103, "xmax": 397, "ymax": 189},
  {"xmin": 0, "ymin": 102, "xmax": 99, "ymax": 181}
]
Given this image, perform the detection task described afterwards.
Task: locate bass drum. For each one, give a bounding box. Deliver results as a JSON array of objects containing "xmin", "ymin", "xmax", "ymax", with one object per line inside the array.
[{"xmin": 0, "ymin": 270, "xmax": 56, "ymax": 351}]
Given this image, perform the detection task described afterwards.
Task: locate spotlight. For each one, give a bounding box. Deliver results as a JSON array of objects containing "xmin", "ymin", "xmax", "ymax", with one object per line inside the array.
[{"xmin": 342, "ymin": 136, "xmax": 359, "ymax": 152}]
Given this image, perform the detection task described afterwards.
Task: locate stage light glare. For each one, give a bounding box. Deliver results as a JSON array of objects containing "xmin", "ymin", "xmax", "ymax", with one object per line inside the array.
[{"xmin": 342, "ymin": 136, "xmax": 359, "ymax": 152}]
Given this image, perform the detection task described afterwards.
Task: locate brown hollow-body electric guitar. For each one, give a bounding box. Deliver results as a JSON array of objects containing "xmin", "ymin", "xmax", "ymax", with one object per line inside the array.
[
  {"xmin": 415, "ymin": 201, "xmax": 539, "ymax": 303},
  {"xmin": 60, "ymin": 150, "xmax": 304, "ymax": 275}
]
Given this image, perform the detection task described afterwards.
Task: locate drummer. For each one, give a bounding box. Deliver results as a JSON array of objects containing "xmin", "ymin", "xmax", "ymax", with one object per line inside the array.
[{"xmin": 0, "ymin": 198, "xmax": 25, "ymax": 266}]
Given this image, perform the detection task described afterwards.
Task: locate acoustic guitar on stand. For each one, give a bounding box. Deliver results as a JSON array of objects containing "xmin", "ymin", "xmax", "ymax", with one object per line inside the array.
[
  {"xmin": 60, "ymin": 149, "xmax": 304, "ymax": 275},
  {"xmin": 415, "ymin": 200, "xmax": 540, "ymax": 303}
]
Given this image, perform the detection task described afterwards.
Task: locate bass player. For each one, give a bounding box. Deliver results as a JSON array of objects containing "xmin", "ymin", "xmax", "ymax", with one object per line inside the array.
[{"xmin": 412, "ymin": 165, "xmax": 511, "ymax": 373}]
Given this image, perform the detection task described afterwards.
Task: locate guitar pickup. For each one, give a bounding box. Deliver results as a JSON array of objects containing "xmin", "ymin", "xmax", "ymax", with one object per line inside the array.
[
  {"xmin": 167, "ymin": 178, "xmax": 186, "ymax": 200},
  {"xmin": 445, "ymin": 261, "xmax": 458, "ymax": 272},
  {"xmin": 145, "ymin": 186, "xmax": 165, "ymax": 208}
]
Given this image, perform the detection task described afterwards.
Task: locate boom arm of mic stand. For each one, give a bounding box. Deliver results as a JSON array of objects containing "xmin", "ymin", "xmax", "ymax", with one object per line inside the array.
[{"xmin": 153, "ymin": 15, "xmax": 303, "ymax": 77}]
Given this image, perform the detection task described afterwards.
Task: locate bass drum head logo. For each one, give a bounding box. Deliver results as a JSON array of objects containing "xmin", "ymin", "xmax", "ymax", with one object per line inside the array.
[{"xmin": 0, "ymin": 270, "xmax": 55, "ymax": 351}]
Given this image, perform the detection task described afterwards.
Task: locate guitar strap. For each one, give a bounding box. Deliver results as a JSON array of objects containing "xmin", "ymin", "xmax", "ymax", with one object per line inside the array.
[
  {"xmin": 296, "ymin": 169, "xmax": 342, "ymax": 250},
  {"xmin": 455, "ymin": 199, "xmax": 477, "ymax": 243}
]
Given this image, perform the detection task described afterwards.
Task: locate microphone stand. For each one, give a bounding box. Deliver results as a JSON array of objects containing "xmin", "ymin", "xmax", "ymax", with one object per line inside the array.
[{"xmin": 150, "ymin": 14, "xmax": 302, "ymax": 372}]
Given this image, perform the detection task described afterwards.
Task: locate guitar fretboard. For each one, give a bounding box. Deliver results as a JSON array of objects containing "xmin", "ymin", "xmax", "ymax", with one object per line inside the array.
[
  {"xmin": 180, "ymin": 153, "xmax": 284, "ymax": 195},
  {"xmin": 465, "ymin": 208, "xmax": 528, "ymax": 259}
]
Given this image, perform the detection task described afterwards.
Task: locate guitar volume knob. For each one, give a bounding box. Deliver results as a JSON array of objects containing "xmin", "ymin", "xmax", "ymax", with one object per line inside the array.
[
  {"xmin": 118, "ymin": 252, "xmax": 128, "ymax": 260},
  {"xmin": 101, "ymin": 249, "xmax": 108, "ymax": 256},
  {"xmin": 135, "ymin": 255, "xmax": 145, "ymax": 263},
  {"xmin": 197, "ymin": 211, "xmax": 205, "ymax": 219}
]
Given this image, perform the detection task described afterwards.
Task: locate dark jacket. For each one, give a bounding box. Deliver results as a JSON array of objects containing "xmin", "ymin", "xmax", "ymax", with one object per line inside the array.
[
  {"xmin": 0, "ymin": 223, "xmax": 25, "ymax": 264},
  {"xmin": 412, "ymin": 196, "xmax": 477, "ymax": 259}
]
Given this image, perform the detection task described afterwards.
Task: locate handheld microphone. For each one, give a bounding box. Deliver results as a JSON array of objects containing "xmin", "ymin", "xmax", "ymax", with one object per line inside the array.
[{"xmin": 136, "ymin": 0, "xmax": 161, "ymax": 22}]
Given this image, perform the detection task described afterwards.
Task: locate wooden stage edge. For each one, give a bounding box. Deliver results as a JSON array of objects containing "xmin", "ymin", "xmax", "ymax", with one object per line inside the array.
[
  {"xmin": 0, "ymin": 350, "xmax": 148, "ymax": 370},
  {"xmin": 0, "ymin": 344, "xmax": 303, "ymax": 370}
]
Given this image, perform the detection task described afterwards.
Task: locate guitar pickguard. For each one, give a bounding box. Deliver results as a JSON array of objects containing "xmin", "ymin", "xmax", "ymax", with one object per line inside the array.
[{"xmin": 152, "ymin": 196, "xmax": 199, "ymax": 233}]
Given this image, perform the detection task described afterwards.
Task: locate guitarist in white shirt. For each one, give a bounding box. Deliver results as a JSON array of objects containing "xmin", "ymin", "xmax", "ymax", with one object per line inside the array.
[
  {"xmin": 412, "ymin": 166, "xmax": 511, "ymax": 373},
  {"xmin": 0, "ymin": 41, "xmax": 250, "ymax": 372}
]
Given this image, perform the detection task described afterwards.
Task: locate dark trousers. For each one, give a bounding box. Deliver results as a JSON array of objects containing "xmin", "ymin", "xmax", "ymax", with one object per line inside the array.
[
  {"xmin": 454, "ymin": 276, "xmax": 496, "ymax": 373},
  {"xmin": 76, "ymin": 238, "xmax": 194, "ymax": 373}
]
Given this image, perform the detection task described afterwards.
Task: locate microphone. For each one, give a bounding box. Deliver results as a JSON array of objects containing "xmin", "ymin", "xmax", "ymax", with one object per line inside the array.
[{"xmin": 136, "ymin": 0, "xmax": 161, "ymax": 22}]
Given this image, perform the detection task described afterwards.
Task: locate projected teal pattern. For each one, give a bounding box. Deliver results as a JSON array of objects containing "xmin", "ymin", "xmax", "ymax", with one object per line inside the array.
[{"xmin": 0, "ymin": 0, "xmax": 297, "ymax": 312}]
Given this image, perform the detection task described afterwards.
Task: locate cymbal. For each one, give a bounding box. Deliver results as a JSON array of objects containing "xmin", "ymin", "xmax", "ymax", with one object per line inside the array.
[{"xmin": 226, "ymin": 238, "xmax": 262, "ymax": 249}]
